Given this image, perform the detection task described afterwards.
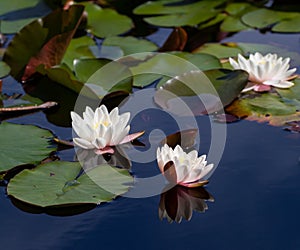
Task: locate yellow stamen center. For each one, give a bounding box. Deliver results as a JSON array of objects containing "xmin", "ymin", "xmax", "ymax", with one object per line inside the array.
[{"xmin": 93, "ymin": 120, "xmax": 110, "ymax": 129}]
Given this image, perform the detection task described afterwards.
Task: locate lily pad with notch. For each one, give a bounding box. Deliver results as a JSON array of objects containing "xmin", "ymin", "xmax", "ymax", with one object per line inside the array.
[
  {"xmin": 0, "ymin": 122, "xmax": 55, "ymax": 172},
  {"xmin": 7, "ymin": 161, "xmax": 133, "ymax": 207}
]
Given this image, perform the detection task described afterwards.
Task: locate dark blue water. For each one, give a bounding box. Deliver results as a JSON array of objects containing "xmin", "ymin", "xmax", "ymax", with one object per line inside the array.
[
  {"xmin": 1, "ymin": 118, "xmax": 300, "ymax": 250},
  {"xmin": 1, "ymin": 30, "xmax": 300, "ymax": 250}
]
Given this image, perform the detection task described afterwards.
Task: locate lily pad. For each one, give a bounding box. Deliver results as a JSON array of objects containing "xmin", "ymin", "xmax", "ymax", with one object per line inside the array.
[
  {"xmin": 220, "ymin": 3, "xmax": 257, "ymax": 32},
  {"xmin": 35, "ymin": 64, "xmax": 84, "ymax": 94},
  {"xmin": 84, "ymin": 2, "xmax": 133, "ymax": 38},
  {"xmin": 194, "ymin": 43, "xmax": 243, "ymax": 59},
  {"xmin": 0, "ymin": 0, "xmax": 39, "ymax": 16},
  {"xmin": 0, "ymin": 61, "xmax": 10, "ymax": 78},
  {"xmin": 3, "ymin": 5, "xmax": 84, "ymax": 81},
  {"xmin": 154, "ymin": 69, "xmax": 248, "ymax": 116},
  {"xmin": 130, "ymin": 52, "xmax": 221, "ymax": 88},
  {"xmin": 226, "ymin": 85, "xmax": 300, "ymax": 126},
  {"xmin": 74, "ymin": 58, "xmax": 111, "ymax": 83},
  {"xmin": 241, "ymin": 8, "xmax": 300, "ymax": 32},
  {"xmin": 134, "ymin": 0, "xmax": 225, "ymax": 27},
  {"xmin": 62, "ymin": 36, "xmax": 96, "ymax": 70},
  {"xmin": 0, "ymin": 18, "xmax": 37, "ymax": 34},
  {"xmin": 7, "ymin": 161, "xmax": 133, "ymax": 207},
  {"xmin": 0, "ymin": 122, "xmax": 54, "ymax": 171},
  {"xmin": 102, "ymin": 36, "xmax": 158, "ymax": 55}
]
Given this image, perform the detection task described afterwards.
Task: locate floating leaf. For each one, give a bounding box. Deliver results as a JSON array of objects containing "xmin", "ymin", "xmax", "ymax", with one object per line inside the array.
[
  {"xmin": 62, "ymin": 36, "xmax": 96, "ymax": 70},
  {"xmin": 36, "ymin": 64, "xmax": 84, "ymax": 94},
  {"xmin": 226, "ymin": 88, "xmax": 300, "ymax": 126},
  {"xmin": 241, "ymin": 8, "xmax": 300, "ymax": 32},
  {"xmin": 0, "ymin": 18, "xmax": 37, "ymax": 34},
  {"xmin": 3, "ymin": 5, "xmax": 84, "ymax": 81},
  {"xmin": 7, "ymin": 161, "xmax": 133, "ymax": 207},
  {"xmin": 220, "ymin": 3, "xmax": 257, "ymax": 32},
  {"xmin": 194, "ymin": 43, "xmax": 243, "ymax": 59},
  {"xmin": 155, "ymin": 69, "xmax": 248, "ymax": 116},
  {"xmin": 74, "ymin": 58, "xmax": 111, "ymax": 83},
  {"xmin": 0, "ymin": 123, "xmax": 55, "ymax": 172},
  {"xmin": 131, "ymin": 52, "xmax": 221, "ymax": 88},
  {"xmin": 103, "ymin": 36, "xmax": 158, "ymax": 55},
  {"xmin": 82, "ymin": 59, "xmax": 133, "ymax": 97},
  {"xmin": 0, "ymin": 61, "xmax": 10, "ymax": 78},
  {"xmin": 84, "ymin": 2, "xmax": 133, "ymax": 38},
  {"xmin": 0, "ymin": 0, "xmax": 39, "ymax": 16},
  {"xmin": 134, "ymin": 0, "xmax": 225, "ymax": 27}
]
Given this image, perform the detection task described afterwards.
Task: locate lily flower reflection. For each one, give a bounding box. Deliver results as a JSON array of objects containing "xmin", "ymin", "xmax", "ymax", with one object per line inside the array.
[
  {"xmin": 76, "ymin": 145, "xmax": 132, "ymax": 172},
  {"xmin": 157, "ymin": 144, "xmax": 214, "ymax": 188},
  {"xmin": 71, "ymin": 105, "xmax": 144, "ymax": 155},
  {"xmin": 159, "ymin": 185, "xmax": 214, "ymax": 223},
  {"xmin": 229, "ymin": 52, "xmax": 297, "ymax": 92}
]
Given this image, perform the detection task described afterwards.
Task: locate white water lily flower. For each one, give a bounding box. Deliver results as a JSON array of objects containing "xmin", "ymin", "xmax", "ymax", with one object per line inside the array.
[
  {"xmin": 71, "ymin": 105, "xmax": 143, "ymax": 154},
  {"xmin": 157, "ymin": 144, "xmax": 214, "ymax": 187},
  {"xmin": 229, "ymin": 52, "xmax": 297, "ymax": 92}
]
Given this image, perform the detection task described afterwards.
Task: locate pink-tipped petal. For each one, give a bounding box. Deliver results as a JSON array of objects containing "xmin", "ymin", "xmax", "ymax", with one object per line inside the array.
[
  {"xmin": 253, "ymin": 84, "xmax": 271, "ymax": 92},
  {"xmin": 94, "ymin": 146, "xmax": 115, "ymax": 155},
  {"xmin": 179, "ymin": 180, "xmax": 209, "ymax": 188},
  {"xmin": 119, "ymin": 131, "xmax": 145, "ymax": 144}
]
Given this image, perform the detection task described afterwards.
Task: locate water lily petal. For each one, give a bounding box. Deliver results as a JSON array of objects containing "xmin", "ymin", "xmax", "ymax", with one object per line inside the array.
[
  {"xmin": 271, "ymin": 80, "xmax": 294, "ymax": 88},
  {"xmin": 111, "ymin": 125, "xmax": 130, "ymax": 145},
  {"xmin": 94, "ymin": 146, "xmax": 114, "ymax": 155},
  {"xmin": 92, "ymin": 137, "xmax": 107, "ymax": 149},
  {"xmin": 242, "ymin": 82, "xmax": 257, "ymax": 92},
  {"xmin": 253, "ymin": 84, "xmax": 271, "ymax": 92},
  {"xmin": 73, "ymin": 137, "xmax": 94, "ymax": 149},
  {"xmin": 83, "ymin": 106, "xmax": 95, "ymax": 121},
  {"xmin": 229, "ymin": 58, "xmax": 240, "ymax": 69},
  {"xmin": 119, "ymin": 130, "xmax": 145, "ymax": 144}
]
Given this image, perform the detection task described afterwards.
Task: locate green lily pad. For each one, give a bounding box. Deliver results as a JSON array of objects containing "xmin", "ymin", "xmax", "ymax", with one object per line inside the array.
[
  {"xmin": 82, "ymin": 59, "xmax": 133, "ymax": 97},
  {"xmin": 0, "ymin": 122, "xmax": 54, "ymax": 171},
  {"xmin": 62, "ymin": 36, "xmax": 96, "ymax": 70},
  {"xmin": 7, "ymin": 161, "xmax": 133, "ymax": 207},
  {"xmin": 3, "ymin": 5, "xmax": 84, "ymax": 81},
  {"xmin": 277, "ymin": 78, "xmax": 300, "ymax": 107},
  {"xmin": 130, "ymin": 52, "xmax": 221, "ymax": 88},
  {"xmin": 241, "ymin": 8, "xmax": 300, "ymax": 32},
  {"xmin": 0, "ymin": 61, "xmax": 10, "ymax": 78},
  {"xmin": 220, "ymin": 3, "xmax": 257, "ymax": 32},
  {"xmin": 0, "ymin": 18, "xmax": 37, "ymax": 34},
  {"xmin": 195, "ymin": 42, "xmax": 300, "ymax": 66},
  {"xmin": 154, "ymin": 69, "xmax": 248, "ymax": 116},
  {"xmin": 102, "ymin": 36, "xmax": 158, "ymax": 55},
  {"xmin": 74, "ymin": 58, "xmax": 111, "ymax": 83},
  {"xmin": 0, "ymin": 0, "xmax": 39, "ymax": 16},
  {"xmin": 226, "ymin": 81, "xmax": 300, "ymax": 126},
  {"xmin": 134, "ymin": 0, "xmax": 225, "ymax": 27},
  {"xmin": 84, "ymin": 2, "xmax": 133, "ymax": 38},
  {"xmin": 35, "ymin": 64, "xmax": 84, "ymax": 94},
  {"xmin": 194, "ymin": 43, "xmax": 243, "ymax": 59}
]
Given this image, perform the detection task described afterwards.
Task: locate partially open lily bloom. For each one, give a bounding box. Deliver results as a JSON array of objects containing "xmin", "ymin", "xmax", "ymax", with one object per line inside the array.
[
  {"xmin": 229, "ymin": 52, "xmax": 297, "ymax": 92},
  {"xmin": 157, "ymin": 144, "xmax": 214, "ymax": 188},
  {"xmin": 71, "ymin": 105, "xmax": 143, "ymax": 154}
]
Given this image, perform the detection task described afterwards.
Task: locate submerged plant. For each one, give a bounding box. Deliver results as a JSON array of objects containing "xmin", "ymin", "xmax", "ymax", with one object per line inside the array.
[
  {"xmin": 229, "ymin": 52, "xmax": 297, "ymax": 92},
  {"xmin": 156, "ymin": 144, "xmax": 214, "ymax": 188},
  {"xmin": 71, "ymin": 105, "xmax": 143, "ymax": 154}
]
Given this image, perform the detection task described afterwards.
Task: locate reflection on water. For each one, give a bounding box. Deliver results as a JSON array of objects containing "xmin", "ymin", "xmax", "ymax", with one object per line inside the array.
[
  {"xmin": 76, "ymin": 145, "xmax": 132, "ymax": 172},
  {"xmin": 159, "ymin": 185, "xmax": 214, "ymax": 223}
]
